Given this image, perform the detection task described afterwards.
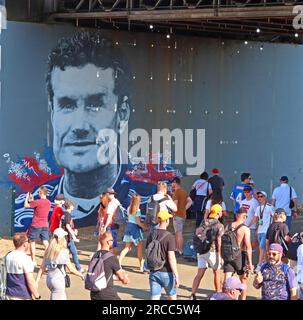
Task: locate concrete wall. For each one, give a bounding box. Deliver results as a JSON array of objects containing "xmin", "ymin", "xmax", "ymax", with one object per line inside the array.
[{"xmin": 0, "ymin": 21, "xmax": 302, "ymax": 235}]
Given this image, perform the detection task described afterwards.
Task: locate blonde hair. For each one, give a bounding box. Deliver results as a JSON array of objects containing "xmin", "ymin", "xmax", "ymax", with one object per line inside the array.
[
  {"xmin": 128, "ymin": 193, "xmax": 141, "ymax": 215},
  {"xmin": 157, "ymin": 182, "xmax": 167, "ymax": 192},
  {"xmin": 43, "ymin": 237, "xmax": 67, "ymax": 262}
]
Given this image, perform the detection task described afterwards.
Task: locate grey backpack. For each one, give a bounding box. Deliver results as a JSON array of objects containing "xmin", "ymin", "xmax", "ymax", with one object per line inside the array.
[{"xmin": 146, "ymin": 231, "xmax": 170, "ymax": 271}]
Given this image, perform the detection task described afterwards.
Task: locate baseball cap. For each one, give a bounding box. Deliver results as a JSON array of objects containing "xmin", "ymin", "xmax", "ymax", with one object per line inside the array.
[
  {"xmin": 53, "ymin": 228, "xmax": 68, "ymax": 239},
  {"xmin": 211, "ymin": 168, "xmax": 220, "ymax": 174},
  {"xmin": 243, "ymin": 186, "xmax": 252, "ymax": 192},
  {"xmin": 157, "ymin": 210, "xmax": 173, "ymax": 222},
  {"xmin": 257, "ymin": 191, "xmax": 267, "ymax": 198},
  {"xmin": 171, "ymin": 177, "xmax": 181, "ymax": 184},
  {"xmin": 269, "ymin": 243, "xmax": 283, "ymax": 254},
  {"xmin": 209, "ymin": 204, "xmax": 222, "ymax": 218},
  {"xmin": 55, "ymin": 194, "xmax": 65, "ymax": 201},
  {"xmin": 106, "ymin": 188, "xmax": 117, "ymax": 195},
  {"xmin": 274, "ymin": 208, "xmax": 286, "ymax": 216},
  {"xmin": 280, "ymin": 176, "xmax": 289, "ymax": 182},
  {"xmin": 223, "ymin": 277, "xmax": 246, "ymax": 291}
]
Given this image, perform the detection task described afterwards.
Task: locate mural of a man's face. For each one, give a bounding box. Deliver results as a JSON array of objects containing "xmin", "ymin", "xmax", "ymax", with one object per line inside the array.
[{"xmin": 51, "ymin": 63, "xmax": 122, "ymax": 173}]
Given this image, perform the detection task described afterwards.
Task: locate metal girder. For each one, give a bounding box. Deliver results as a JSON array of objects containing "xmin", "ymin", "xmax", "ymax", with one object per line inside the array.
[{"xmin": 48, "ymin": 5, "xmax": 297, "ymax": 21}]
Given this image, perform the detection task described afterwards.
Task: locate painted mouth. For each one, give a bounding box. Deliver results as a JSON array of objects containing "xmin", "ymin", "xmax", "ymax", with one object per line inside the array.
[{"xmin": 65, "ymin": 141, "xmax": 96, "ymax": 147}]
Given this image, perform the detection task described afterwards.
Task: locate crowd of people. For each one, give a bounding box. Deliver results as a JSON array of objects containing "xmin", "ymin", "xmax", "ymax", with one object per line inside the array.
[{"xmin": 2, "ymin": 169, "xmax": 303, "ymax": 301}]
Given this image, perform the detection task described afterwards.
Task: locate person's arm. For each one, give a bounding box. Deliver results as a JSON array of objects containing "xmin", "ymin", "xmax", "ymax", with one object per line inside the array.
[
  {"xmin": 216, "ymin": 236, "xmax": 223, "ymax": 266},
  {"xmin": 253, "ymin": 272, "xmax": 263, "ymax": 289},
  {"xmin": 66, "ymin": 260, "xmax": 84, "ymax": 279},
  {"xmin": 66, "ymin": 224, "xmax": 79, "ymax": 242},
  {"xmin": 185, "ymin": 197, "xmax": 193, "ymax": 210},
  {"xmin": 165, "ymin": 195, "xmax": 177, "ymax": 212},
  {"xmin": 290, "ymin": 288, "xmax": 297, "ymax": 300},
  {"xmin": 136, "ymin": 216, "xmax": 148, "ymax": 230},
  {"xmin": 36, "ymin": 260, "xmax": 46, "ymax": 284},
  {"xmin": 102, "ymin": 214, "xmax": 113, "ymax": 231},
  {"xmin": 168, "ymin": 251, "xmax": 179, "ymax": 288},
  {"xmin": 249, "ymin": 216, "xmax": 258, "ymax": 229},
  {"xmin": 244, "ymin": 228, "xmax": 253, "ymax": 271},
  {"xmin": 271, "ymin": 197, "xmax": 276, "ymax": 207},
  {"xmin": 24, "ymin": 193, "xmax": 33, "ymax": 209},
  {"xmin": 292, "ymin": 198, "xmax": 299, "ymax": 218},
  {"xmin": 204, "ymin": 209, "xmax": 210, "ymax": 220},
  {"xmin": 115, "ymin": 269, "xmax": 130, "ymax": 285},
  {"xmin": 25, "ymin": 272, "xmax": 40, "ymax": 299}
]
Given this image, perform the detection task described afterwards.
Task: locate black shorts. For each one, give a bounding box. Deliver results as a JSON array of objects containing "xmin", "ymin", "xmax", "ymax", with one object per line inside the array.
[{"xmin": 223, "ymin": 251, "xmax": 248, "ymax": 276}]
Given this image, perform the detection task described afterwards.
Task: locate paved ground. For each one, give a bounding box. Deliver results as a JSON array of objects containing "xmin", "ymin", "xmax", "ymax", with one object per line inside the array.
[{"xmin": 1, "ymin": 216, "xmax": 302, "ymax": 300}]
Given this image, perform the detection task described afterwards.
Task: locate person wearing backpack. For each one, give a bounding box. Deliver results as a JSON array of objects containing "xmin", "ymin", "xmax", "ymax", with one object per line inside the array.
[
  {"xmin": 119, "ymin": 193, "xmax": 148, "ymax": 272},
  {"xmin": 253, "ymin": 243, "xmax": 297, "ymax": 300},
  {"xmin": 222, "ymin": 207, "xmax": 253, "ymax": 300},
  {"xmin": 145, "ymin": 182, "xmax": 177, "ymax": 228},
  {"xmin": 190, "ymin": 204, "xmax": 224, "ymax": 300},
  {"xmin": 89, "ymin": 232, "xmax": 130, "ymax": 300},
  {"xmin": 145, "ymin": 210, "xmax": 179, "ymax": 300},
  {"xmin": 266, "ymin": 208, "xmax": 291, "ymax": 255}
]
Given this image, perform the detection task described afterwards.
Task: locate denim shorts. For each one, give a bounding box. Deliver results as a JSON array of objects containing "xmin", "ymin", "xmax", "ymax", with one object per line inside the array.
[
  {"xmin": 173, "ymin": 216, "xmax": 185, "ymax": 233},
  {"xmin": 149, "ymin": 271, "xmax": 176, "ymax": 298},
  {"xmin": 258, "ymin": 233, "xmax": 266, "ymax": 250},
  {"xmin": 28, "ymin": 226, "xmax": 49, "ymax": 241}
]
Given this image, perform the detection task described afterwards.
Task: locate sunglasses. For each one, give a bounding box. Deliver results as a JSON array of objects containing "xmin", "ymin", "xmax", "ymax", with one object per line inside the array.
[
  {"xmin": 267, "ymin": 251, "xmax": 280, "ymax": 257},
  {"xmin": 257, "ymin": 195, "xmax": 265, "ymax": 198}
]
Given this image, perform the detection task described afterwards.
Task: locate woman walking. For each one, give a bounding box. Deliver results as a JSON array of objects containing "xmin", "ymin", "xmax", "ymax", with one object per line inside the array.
[
  {"xmin": 119, "ymin": 193, "xmax": 148, "ymax": 272},
  {"xmin": 36, "ymin": 228, "xmax": 84, "ymax": 300}
]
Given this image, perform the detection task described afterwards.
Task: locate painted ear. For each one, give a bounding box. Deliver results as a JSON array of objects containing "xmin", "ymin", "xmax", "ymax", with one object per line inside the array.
[{"xmin": 118, "ymin": 96, "xmax": 130, "ymax": 134}]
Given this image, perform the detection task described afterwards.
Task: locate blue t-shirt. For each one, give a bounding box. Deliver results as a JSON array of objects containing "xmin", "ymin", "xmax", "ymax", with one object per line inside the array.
[
  {"xmin": 128, "ymin": 209, "xmax": 141, "ymax": 224},
  {"xmin": 230, "ymin": 183, "xmax": 249, "ymax": 214}
]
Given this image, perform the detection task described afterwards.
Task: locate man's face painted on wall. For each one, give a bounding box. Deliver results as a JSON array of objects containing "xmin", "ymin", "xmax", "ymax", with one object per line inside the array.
[{"xmin": 51, "ymin": 64, "xmax": 121, "ymax": 173}]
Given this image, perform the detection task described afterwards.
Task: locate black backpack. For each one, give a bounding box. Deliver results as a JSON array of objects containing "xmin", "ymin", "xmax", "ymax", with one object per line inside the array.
[
  {"xmin": 146, "ymin": 231, "xmax": 170, "ymax": 271},
  {"xmin": 145, "ymin": 196, "xmax": 168, "ymax": 225},
  {"xmin": 287, "ymin": 232, "xmax": 303, "ymax": 261},
  {"xmin": 221, "ymin": 223, "xmax": 245, "ymax": 262},
  {"xmin": 193, "ymin": 219, "xmax": 219, "ymax": 255}
]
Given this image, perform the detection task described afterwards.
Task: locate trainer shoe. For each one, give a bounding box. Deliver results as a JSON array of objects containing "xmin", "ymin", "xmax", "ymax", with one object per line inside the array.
[{"xmin": 190, "ymin": 293, "xmax": 197, "ymax": 300}]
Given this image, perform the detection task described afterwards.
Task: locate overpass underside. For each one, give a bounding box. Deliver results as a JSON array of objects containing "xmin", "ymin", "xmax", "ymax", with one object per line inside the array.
[{"xmin": 44, "ymin": 0, "xmax": 303, "ymax": 42}]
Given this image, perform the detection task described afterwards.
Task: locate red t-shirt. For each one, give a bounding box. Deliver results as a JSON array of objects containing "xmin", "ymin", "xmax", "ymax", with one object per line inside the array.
[
  {"xmin": 30, "ymin": 199, "xmax": 51, "ymax": 228},
  {"xmin": 49, "ymin": 205, "xmax": 64, "ymax": 232}
]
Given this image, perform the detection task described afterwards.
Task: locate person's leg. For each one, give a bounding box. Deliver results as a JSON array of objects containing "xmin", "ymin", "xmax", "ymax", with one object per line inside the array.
[
  {"xmin": 213, "ymin": 269, "xmax": 221, "ymax": 292},
  {"xmin": 30, "ymin": 241, "xmax": 36, "ymax": 264},
  {"xmin": 257, "ymin": 233, "xmax": 266, "ymax": 266},
  {"xmin": 286, "ymin": 215, "xmax": 292, "ymax": 232},
  {"xmin": 136, "ymin": 241, "xmax": 144, "ymax": 271},
  {"xmin": 163, "ymin": 272, "xmax": 177, "ymax": 300},
  {"xmin": 119, "ymin": 243, "xmax": 132, "ymax": 266},
  {"xmin": 239, "ymin": 275, "xmax": 247, "ymax": 300},
  {"xmin": 47, "ymin": 274, "xmax": 67, "ymax": 300},
  {"xmin": 149, "ymin": 272, "xmax": 162, "ymax": 300},
  {"xmin": 67, "ymin": 240, "xmax": 81, "ymax": 271},
  {"xmin": 192, "ymin": 268, "xmax": 206, "ymax": 295},
  {"xmin": 111, "ymin": 229, "xmax": 119, "ymax": 256}
]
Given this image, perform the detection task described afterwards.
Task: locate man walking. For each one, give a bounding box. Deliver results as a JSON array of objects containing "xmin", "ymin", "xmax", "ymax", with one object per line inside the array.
[
  {"xmin": 191, "ymin": 204, "xmax": 224, "ymax": 300},
  {"xmin": 171, "ymin": 177, "xmax": 192, "ymax": 256},
  {"xmin": 89, "ymin": 232, "xmax": 130, "ymax": 300},
  {"xmin": 253, "ymin": 243, "xmax": 297, "ymax": 300},
  {"xmin": 208, "ymin": 168, "xmax": 225, "ymax": 194},
  {"xmin": 24, "ymin": 186, "xmax": 51, "ymax": 265},
  {"xmin": 146, "ymin": 210, "xmax": 179, "ymax": 300},
  {"xmin": 271, "ymin": 176, "xmax": 298, "ymax": 231},
  {"xmin": 222, "ymin": 207, "xmax": 254, "ymax": 300},
  {"xmin": 240, "ymin": 186, "xmax": 259, "ymax": 248},
  {"xmin": 5, "ymin": 233, "xmax": 40, "ymax": 300}
]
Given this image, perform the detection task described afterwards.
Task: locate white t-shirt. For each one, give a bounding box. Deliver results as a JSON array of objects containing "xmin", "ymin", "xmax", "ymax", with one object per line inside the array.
[
  {"xmin": 152, "ymin": 193, "xmax": 177, "ymax": 213},
  {"xmin": 240, "ymin": 198, "xmax": 259, "ymax": 230},
  {"xmin": 297, "ymin": 244, "xmax": 303, "ymax": 296},
  {"xmin": 107, "ymin": 198, "xmax": 121, "ymax": 216},
  {"xmin": 272, "ymin": 183, "xmax": 297, "ymax": 216},
  {"xmin": 205, "ymin": 199, "xmax": 226, "ymax": 211},
  {"xmin": 254, "ymin": 203, "xmax": 274, "ymax": 234},
  {"xmin": 192, "ymin": 179, "xmax": 212, "ymax": 196}
]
